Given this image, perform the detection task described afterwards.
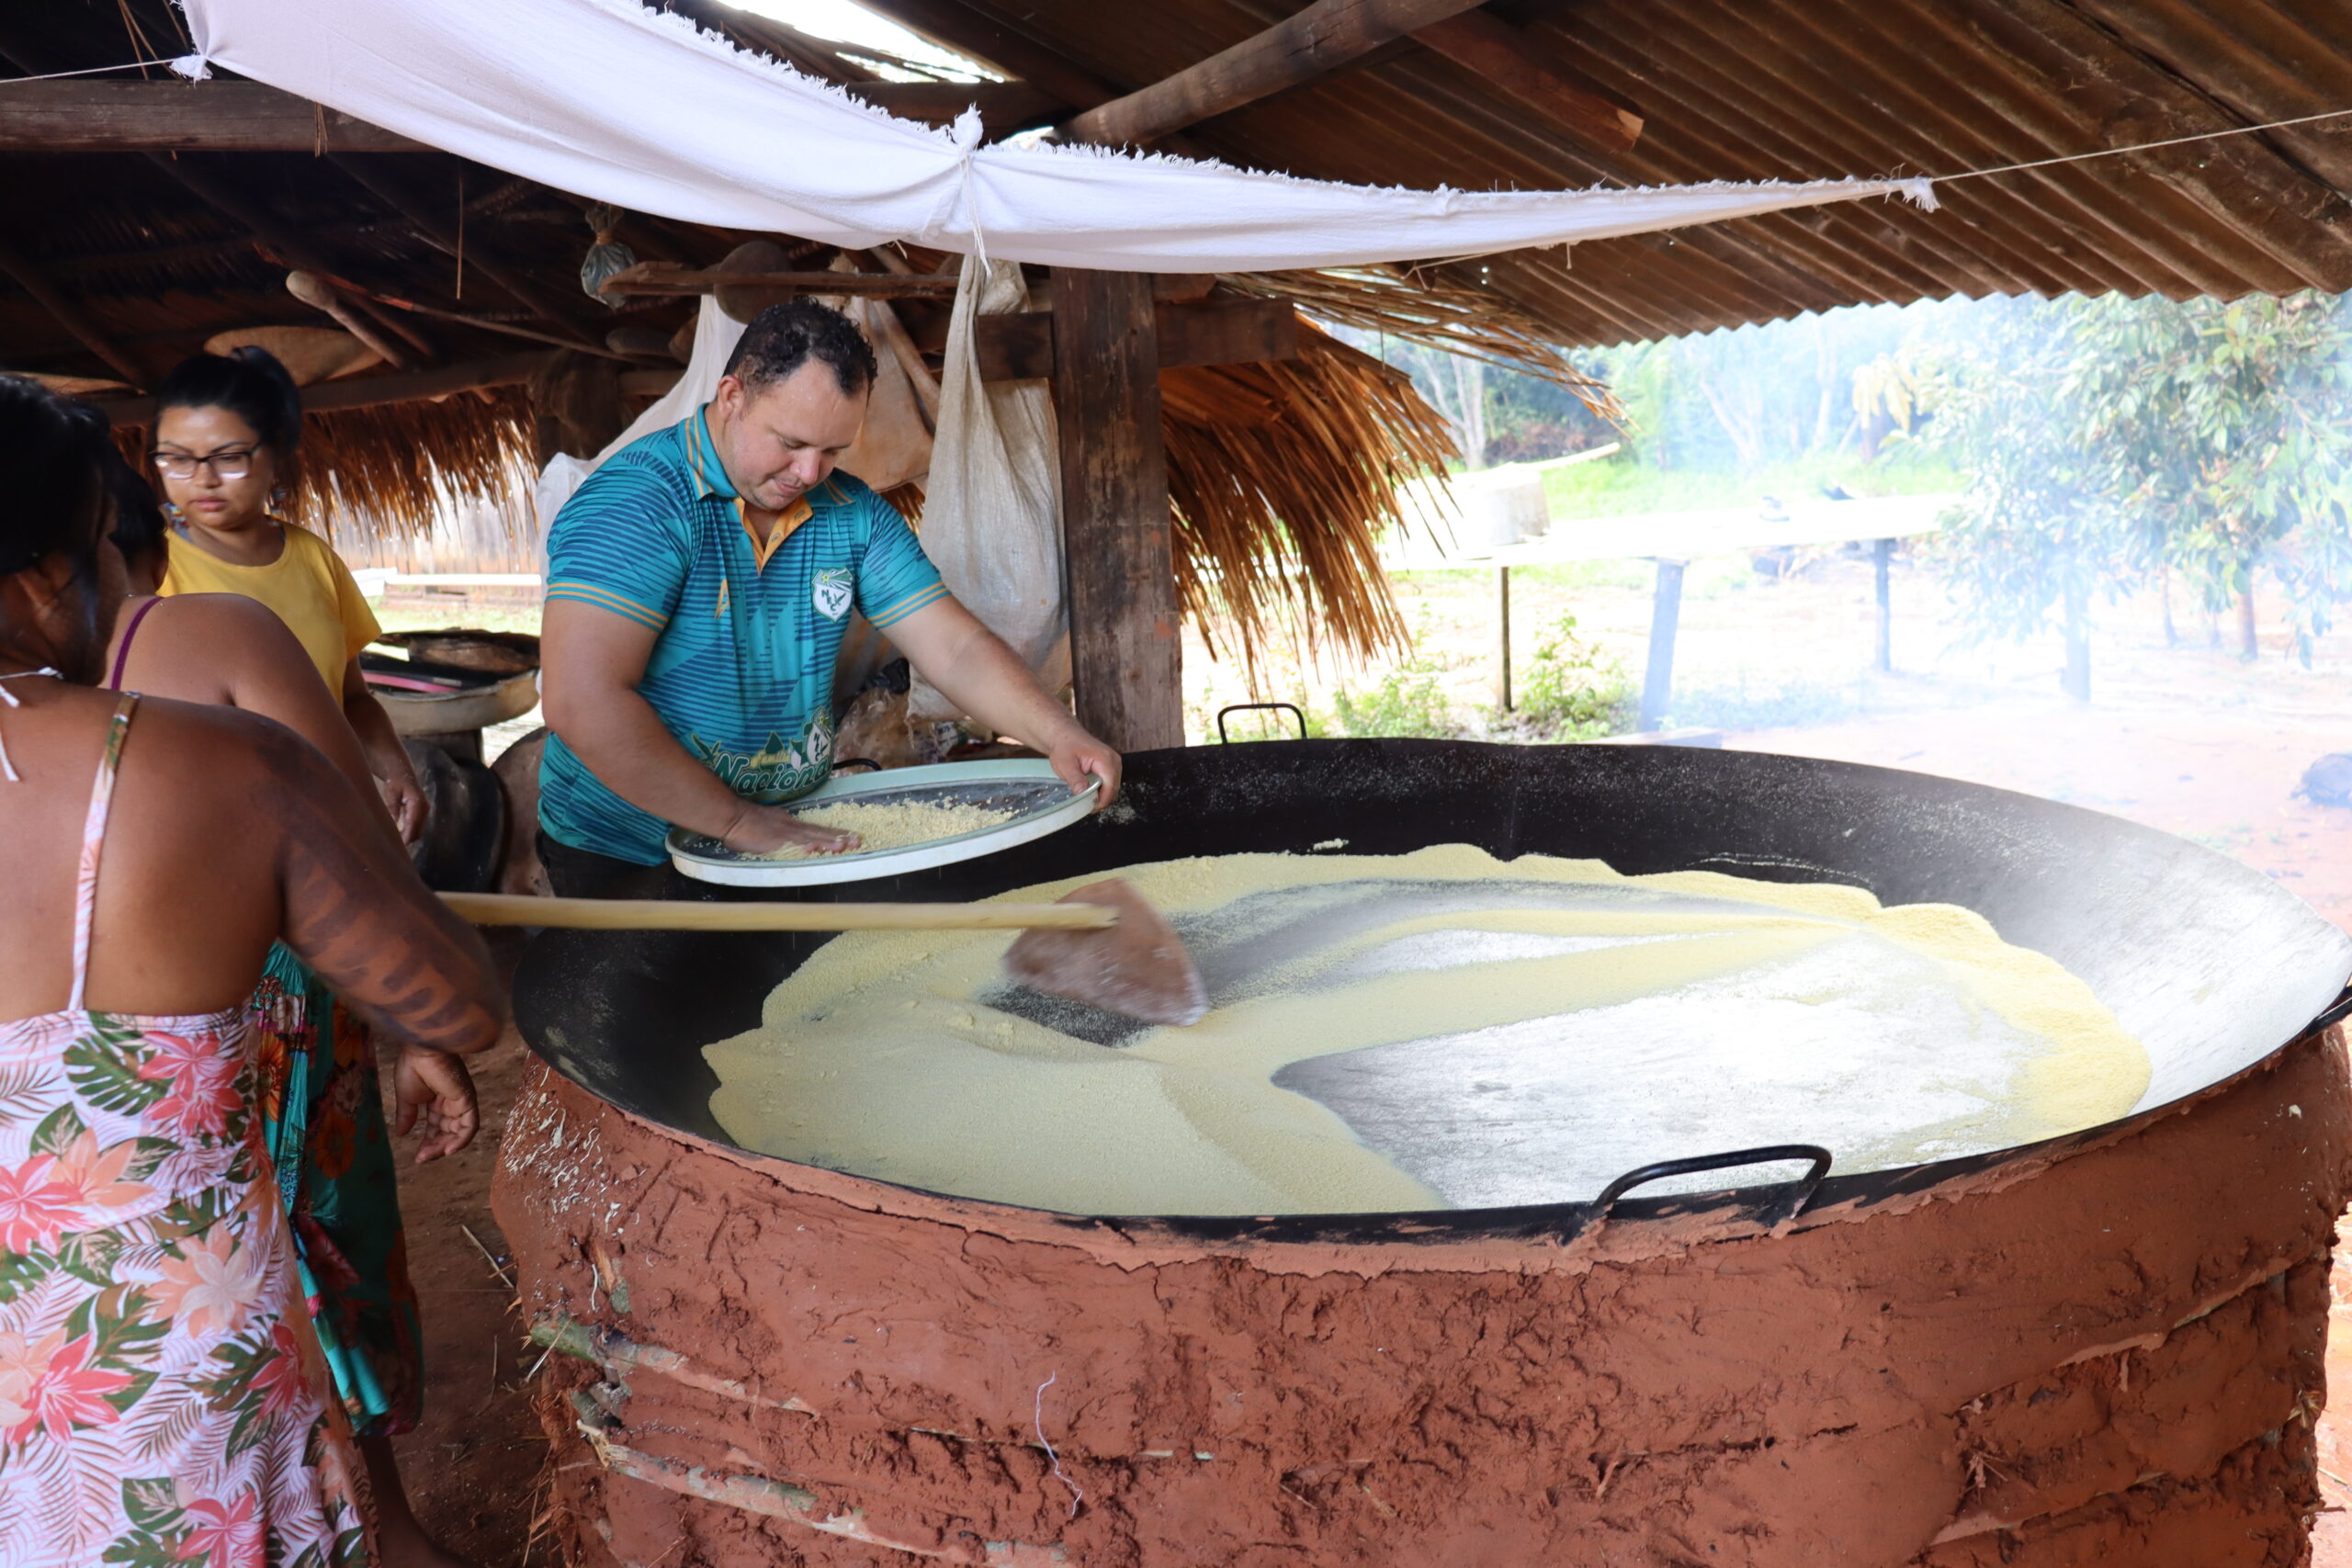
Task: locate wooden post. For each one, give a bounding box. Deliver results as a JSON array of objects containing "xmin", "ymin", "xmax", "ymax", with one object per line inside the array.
[
  {"xmin": 1054, "ymin": 268, "xmax": 1182, "ymax": 751},
  {"xmin": 1493, "ymin": 565, "xmax": 1512, "ymax": 711},
  {"xmin": 1872, "ymin": 537, "xmax": 1894, "ymax": 673},
  {"xmin": 1640, "ymin": 558, "xmax": 1686, "ymax": 731}
]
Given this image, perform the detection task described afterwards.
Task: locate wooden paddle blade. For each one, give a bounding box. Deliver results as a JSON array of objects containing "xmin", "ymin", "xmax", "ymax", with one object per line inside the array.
[{"xmin": 1003, "ymin": 879, "xmax": 1208, "ymax": 1027}]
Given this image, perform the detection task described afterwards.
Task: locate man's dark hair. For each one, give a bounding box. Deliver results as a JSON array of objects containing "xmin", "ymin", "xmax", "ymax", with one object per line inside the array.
[{"xmin": 723, "ymin": 299, "xmax": 877, "ymax": 399}]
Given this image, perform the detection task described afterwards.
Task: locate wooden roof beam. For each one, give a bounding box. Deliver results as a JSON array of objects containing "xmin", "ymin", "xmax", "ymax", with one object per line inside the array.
[
  {"xmin": 0, "ymin": 77, "xmax": 1059, "ymax": 151},
  {"xmin": 92, "ymin": 350, "xmax": 559, "ymax": 428},
  {"xmin": 0, "ymin": 233, "xmax": 152, "ymax": 387},
  {"xmin": 328, "ymin": 156, "xmax": 605, "ymax": 349},
  {"xmin": 1408, "ymin": 11, "xmax": 1642, "ymax": 153},
  {"xmin": 1060, "ymin": 0, "xmax": 1489, "ymax": 147},
  {"xmin": 143, "ymin": 152, "xmax": 440, "ymax": 363},
  {"xmin": 1, "ymin": 81, "xmax": 428, "ymax": 152}
]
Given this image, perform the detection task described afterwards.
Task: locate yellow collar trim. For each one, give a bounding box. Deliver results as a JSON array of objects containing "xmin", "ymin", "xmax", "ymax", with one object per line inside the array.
[{"xmin": 739, "ymin": 496, "xmax": 814, "ymax": 571}]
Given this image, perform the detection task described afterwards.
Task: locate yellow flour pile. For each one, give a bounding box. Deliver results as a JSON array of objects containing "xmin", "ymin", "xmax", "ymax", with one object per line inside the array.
[
  {"xmin": 756, "ymin": 798, "xmax": 1016, "ymax": 859},
  {"xmin": 705, "ymin": 846, "xmax": 2152, "ymax": 1214}
]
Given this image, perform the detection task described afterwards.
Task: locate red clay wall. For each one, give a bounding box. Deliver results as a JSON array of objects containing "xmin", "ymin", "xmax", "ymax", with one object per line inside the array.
[{"xmin": 493, "ymin": 1027, "xmax": 2352, "ymax": 1567}]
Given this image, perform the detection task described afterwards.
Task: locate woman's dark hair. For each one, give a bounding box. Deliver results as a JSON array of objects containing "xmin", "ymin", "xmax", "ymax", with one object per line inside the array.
[
  {"xmin": 103, "ymin": 445, "xmax": 168, "ymax": 572},
  {"xmin": 154, "ymin": 344, "xmax": 305, "ymax": 453},
  {"xmin": 0, "ymin": 375, "xmax": 114, "ymax": 578}
]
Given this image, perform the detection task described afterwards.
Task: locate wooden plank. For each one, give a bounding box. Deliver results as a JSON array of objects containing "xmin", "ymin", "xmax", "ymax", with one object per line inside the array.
[
  {"xmin": 92, "ymin": 352, "xmax": 558, "ymax": 427},
  {"xmin": 976, "ymin": 298, "xmax": 1299, "ymax": 381},
  {"xmin": 0, "ymin": 81, "xmax": 429, "ymax": 152},
  {"xmin": 1053, "ymin": 269, "xmax": 1182, "ymax": 752},
  {"xmin": 1061, "ymin": 0, "xmax": 1486, "ymax": 146},
  {"xmin": 1408, "ymin": 11, "xmax": 1642, "ymax": 152},
  {"xmin": 596, "ymin": 263, "xmax": 964, "ymax": 301}
]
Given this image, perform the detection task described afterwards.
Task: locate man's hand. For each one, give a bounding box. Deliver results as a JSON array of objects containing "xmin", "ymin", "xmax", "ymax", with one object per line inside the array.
[
  {"xmin": 1047, "ymin": 730, "xmax": 1122, "ymax": 809},
  {"xmin": 392, "ymin": 1044, "xmax": 479, "ymax": 1164},
  {"xmin": 719, "ymin": 801, "xmax": 862, "ymax": 858},
  {"xmin": 887, "ymin": 598, "xmax": 1125, "ymax": 811}
]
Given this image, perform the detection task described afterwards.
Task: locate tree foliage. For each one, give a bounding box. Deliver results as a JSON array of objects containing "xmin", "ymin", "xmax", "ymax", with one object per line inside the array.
[{"xmin": 1931, "ymin": 291, "xmax": 2352, "ymax": 667}]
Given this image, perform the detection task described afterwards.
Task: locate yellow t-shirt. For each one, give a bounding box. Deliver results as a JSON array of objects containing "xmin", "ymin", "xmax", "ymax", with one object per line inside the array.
[{"xmin": 158, "ymin": 522, "xmax": 381, "ymax": 694}]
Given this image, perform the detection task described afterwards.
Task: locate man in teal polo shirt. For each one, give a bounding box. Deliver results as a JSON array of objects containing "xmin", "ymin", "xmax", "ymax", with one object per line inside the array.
[{"xmin": 537, "ymin": 299, "xmax": 1118, "ymax": 896}]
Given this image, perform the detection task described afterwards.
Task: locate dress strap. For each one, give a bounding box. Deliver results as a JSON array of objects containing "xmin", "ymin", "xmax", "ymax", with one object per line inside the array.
[
  {"xmin": 105, "ymin": 596, "xmax": 164, "ymax": 692},
  {"xmin": 68, "ymin": 692, "xmax": 140, "ymax": 1011}
]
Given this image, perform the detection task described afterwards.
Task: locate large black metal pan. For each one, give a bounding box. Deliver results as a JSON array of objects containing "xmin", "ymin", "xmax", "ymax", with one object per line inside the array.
[{"xmin": 514, "ymin": 739, "xmax": 2352, "ymax": 1241}]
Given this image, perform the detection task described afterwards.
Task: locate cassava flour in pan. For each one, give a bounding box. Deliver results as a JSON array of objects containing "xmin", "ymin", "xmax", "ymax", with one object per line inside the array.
[{"xmin": 703, "ymin": 846, "xmax": 2152, "ymax": 1216}]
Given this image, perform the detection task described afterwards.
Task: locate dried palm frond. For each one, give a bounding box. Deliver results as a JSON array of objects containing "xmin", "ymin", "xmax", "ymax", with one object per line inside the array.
[
  {"xmin": 1163, "ymin": 319, "xmax": 1456, "ymax": 672},
  {"xmin": 116, "ymin": 387, "xmax": 538, "ymax": 544},
  {"xmin": 1219, "ymin": 265, "xmax": 1620, "ymax": 421}
]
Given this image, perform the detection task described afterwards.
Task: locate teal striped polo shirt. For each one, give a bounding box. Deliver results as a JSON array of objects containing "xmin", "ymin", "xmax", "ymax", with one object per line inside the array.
[{"xmin": 539, "ymin": 408, "xmax": 948, "ymax": 864}]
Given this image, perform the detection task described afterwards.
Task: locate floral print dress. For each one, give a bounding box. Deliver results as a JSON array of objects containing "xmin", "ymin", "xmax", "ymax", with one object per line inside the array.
[{"xmin": 0, "ymin": 694, "xmax": 372, "ymax": 1568}]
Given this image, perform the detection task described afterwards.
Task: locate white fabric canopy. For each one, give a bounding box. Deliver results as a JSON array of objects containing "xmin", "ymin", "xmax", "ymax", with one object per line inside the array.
[{"xmin": 175, "ymin": 0, "xmax": 1935, "ymax": 274}]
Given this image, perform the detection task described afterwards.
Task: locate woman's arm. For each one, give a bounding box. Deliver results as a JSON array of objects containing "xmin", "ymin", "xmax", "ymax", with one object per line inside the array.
[
  {"xmin": 175, "ymin": 597, "xmax": 401, "ymax": 845},
  {"xmin": 258, "ymin": 719, "xmax": 505, "ymax": 1055},
  {"xmin": 340, "ymin": 655, "xmax": 428, "ymax": 845}
]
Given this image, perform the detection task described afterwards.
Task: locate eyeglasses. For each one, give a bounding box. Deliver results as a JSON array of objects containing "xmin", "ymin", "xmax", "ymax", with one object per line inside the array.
[{"xmin": 152, "ymin": 446, "xmax": 260, "ymax": 481}]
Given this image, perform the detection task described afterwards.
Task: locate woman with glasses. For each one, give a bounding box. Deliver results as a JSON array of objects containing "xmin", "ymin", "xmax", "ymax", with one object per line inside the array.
[
  {"xmin": 0, "ymin": 372, "xmax": 504, "ymax": 1567},
  {"xmin": 148, "ymin": 347, "xmax": 425, "ymax": 842}
]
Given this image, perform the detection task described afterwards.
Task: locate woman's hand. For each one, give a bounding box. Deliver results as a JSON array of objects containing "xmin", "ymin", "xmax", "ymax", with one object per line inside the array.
[
  {"xmin": 392, "ymin": 1043, "xmax": 479, "ymax": 1163},
  {"xmin": 376, "ymin": 769, "xmax": 428, "ymax": 845}
]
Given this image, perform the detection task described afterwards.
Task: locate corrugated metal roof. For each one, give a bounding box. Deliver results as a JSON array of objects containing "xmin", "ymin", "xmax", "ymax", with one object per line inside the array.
[{"xmin": 870, "ymin": 0, "xmax": 2352, "ymax": 343}]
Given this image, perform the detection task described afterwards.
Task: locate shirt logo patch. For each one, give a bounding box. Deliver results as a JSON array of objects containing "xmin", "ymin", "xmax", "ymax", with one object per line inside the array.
[{"xmin": 812, "ymin": 568, "xmax": 854, "ymax": 622}]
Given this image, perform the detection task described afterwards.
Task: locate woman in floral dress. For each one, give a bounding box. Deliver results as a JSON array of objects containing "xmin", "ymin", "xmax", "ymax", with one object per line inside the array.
[{"xmin": 0, "ymin": 378, "xmax": 504, "ymax": 1567}]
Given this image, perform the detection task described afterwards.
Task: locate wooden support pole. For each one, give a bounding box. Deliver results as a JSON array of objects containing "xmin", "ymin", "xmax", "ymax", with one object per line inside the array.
[
  {"xmin": 0, "ymin": 233, "xmax": 149, "ymax": 387},
  {"xmin": 1872, "ymin": 537, "xmax": 1894, "ymax": 673},
  {"xmin": 1061, "ymin": 0, "xmax": 1487, "ymax": 145},
  {"xmin": 1053, "ymin": 269, "xmax": 1182, "ymax": 751},
  {"xmin": 1493, "ymin": 565, "xmax": 1512, "ymax": 712},
  {"xmin": 1639, "ymin": 558, "xmax": 1687, "ymax": 731},
  {"xmin": 975, "ymin": 298, "xmax": 1299, "ymax": 381}
]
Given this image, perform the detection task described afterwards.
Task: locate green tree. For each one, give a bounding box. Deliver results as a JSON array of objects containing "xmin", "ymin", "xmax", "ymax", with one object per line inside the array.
[
  {"xmin": 1932, "ymin": 291, "xmax": 2352, "ymax": 690},
  {"xmin": 1928, "ymin": 299, "xmax": 2137, "ymax": 700},
  {"xmin": 2068, "ymin": 291, "xmax": 2352, "ymax": 662}
]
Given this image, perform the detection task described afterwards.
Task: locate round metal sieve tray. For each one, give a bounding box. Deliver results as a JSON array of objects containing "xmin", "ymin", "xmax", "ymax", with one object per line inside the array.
[
  {"xmin": 667, "ymin": 759, "xmax": 1100, "ymax": 886},
  {"xmin": 522, "ymin": 739, "xmax": 2352, "ymax": 1237}
]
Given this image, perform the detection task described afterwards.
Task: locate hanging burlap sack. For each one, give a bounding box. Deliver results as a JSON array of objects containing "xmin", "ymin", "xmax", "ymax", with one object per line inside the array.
[{"xmin": 908, "ymin": 254, "xmax": 1068, "ymax": 721}]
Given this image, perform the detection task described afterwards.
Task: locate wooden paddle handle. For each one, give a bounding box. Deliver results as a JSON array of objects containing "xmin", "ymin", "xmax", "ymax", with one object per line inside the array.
[{"xmin": 439, "ymin": 892, "xmax": 1118, "ymax": 931}]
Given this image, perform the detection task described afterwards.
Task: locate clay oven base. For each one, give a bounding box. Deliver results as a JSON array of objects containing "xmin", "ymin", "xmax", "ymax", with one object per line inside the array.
[{"xmin": 493, "ymin": 1028, "xmax": 2352, "ymax": 1567}]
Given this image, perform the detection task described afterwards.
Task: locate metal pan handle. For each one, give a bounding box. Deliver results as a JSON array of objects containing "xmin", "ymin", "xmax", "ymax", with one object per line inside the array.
[
  {"xmin": 2310, "ymin": 983, "xmax": 2352, "ymax": 1036},
  {"xmin": 1592, "ymin": 1143, "xmax": 1833, "ymax": 1226},
  {"xmin": 1217, "ymin": 702, "xmax": 1307, "ymax": 743}
]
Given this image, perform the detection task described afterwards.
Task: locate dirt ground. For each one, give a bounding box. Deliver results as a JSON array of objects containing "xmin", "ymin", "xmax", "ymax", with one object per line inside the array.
[{"xmin": 380, "ymin": 549, "xmax": 2352, "ymax": 1562}]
